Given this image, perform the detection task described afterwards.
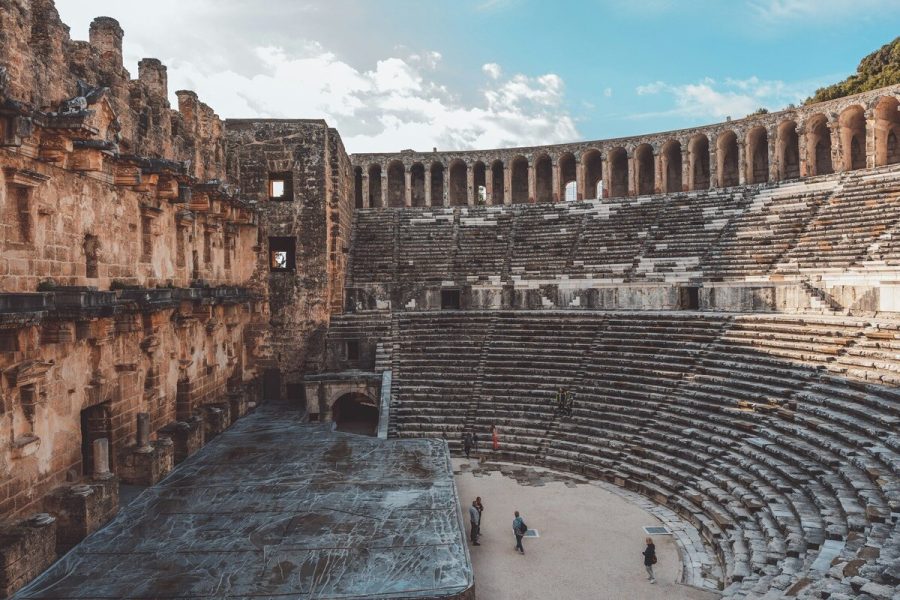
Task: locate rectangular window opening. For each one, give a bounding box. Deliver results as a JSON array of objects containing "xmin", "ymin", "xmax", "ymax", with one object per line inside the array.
[
  {"xmin": 346, "ymin": 340, "xmax": 360, "ymax": 361},
  {"xmin": 269, "ymin": 172, "xmax": 293, "ymax": 201},
  {"xmin": 680, "ymin": 286, "xmax": 700, "ymax": 310},
  {"xmin": 269, "ymin": 237, "xmax": 296, "ymax": 271},
  {"xmin": 441, "ymin": 289, "xmax": 461, "ymax": 310}
]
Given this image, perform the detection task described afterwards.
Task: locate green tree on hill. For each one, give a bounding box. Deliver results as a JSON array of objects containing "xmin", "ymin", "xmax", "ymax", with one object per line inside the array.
[{"xmin": 806, "ymin": 36, "xmax": 900, "ymax": 104}]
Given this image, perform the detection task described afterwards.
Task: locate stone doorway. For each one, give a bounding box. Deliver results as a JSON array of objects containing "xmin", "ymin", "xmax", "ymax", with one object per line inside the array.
[
  {"xmin": 80, "ymin": 402, "xmax": 112, "ymax": 476},
  {"xmin": 332, "ymin": 393, "xmax": 379, "ymax": 436}
]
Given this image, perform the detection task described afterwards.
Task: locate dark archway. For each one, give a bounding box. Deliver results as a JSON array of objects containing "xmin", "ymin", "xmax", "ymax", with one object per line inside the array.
[
  {"xmin": 332, "ymin": 393, "xmax": 378, "ymax": 436},
  {"xmin": 582, "ymin": 149, "xmax": 602, "ymax": 200},
  {"xmin": 490, "ymin": 160, "xmax": 504, "ymax": 204},
  {"xmin": 473, "ymin": 161, "xmax": 486, "ymax": 204},
  {"xmin": 746, "ymin": 126, "xmax": 769, "ymax": 184},
  {"xmin": 661, "ymin": 140, "xmax": 682, "ymax": 193},
  {"xmin": 558, "ymin": 152, "xmax": 576, "ymax": 201},
  {"xmin": 511, "ymin": 155, "xmax": 529, "ymax": 204},
  {"xmin": 410, "ymin": 163, "xmax": 426, "ymax": 207},
  {"xmin": 840, "ymin": 105, "xmax": 867, "ymax": 171},
  {"xmin": 449, "ymin": 160, "xmax": 468, "ymax": 206},
  {"xmin": 874, "ymin": 96, "xmax": 900, "ymax": 167},
  {"xmin": 717, "ymin": 131, "xmax": 739, "ymax": 187},
  {"xmin": 806, "ymin": 114, "xmax": 832, "ymax": 176},
  {"xmin": 430, "ymin": 162, "xmax": 445, "ymax": 205},
  {"xmin": 608, "ymin": 147, "xmax": 628, "ymax": 198},
  {"xmin": 353, "ymin": 166, "xmax": 363, "ymax": 208},
  {"xmin": 635, "ymin": 144, "xmax": 655, "ymax": 196},
  {"xmin": 387, "ymin": 160, "xmax": 405, "ymax": 207},
  {"xmin": 534, "ymin": 154, "xmax": 552, "ymax": 202},
  {"xmin": 688, "ymin": 134, "xmax": 710, "ymax": 190},
  {"xmin": 367, "ymin": 164, "xmax": 382, "ymax": 208},
  {"xmin": 776, "ymin": 120, "xmax": 800, "ymax": 180}
]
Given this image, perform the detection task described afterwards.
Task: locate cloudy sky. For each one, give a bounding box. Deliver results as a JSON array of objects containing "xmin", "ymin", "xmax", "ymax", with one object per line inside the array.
[{"xmin": 56, "ymin": 0, "xmax": 899, "ymax": 154}]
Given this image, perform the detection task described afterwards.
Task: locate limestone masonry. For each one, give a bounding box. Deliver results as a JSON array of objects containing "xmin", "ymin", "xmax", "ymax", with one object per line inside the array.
[{"xmin": 1, "ymin": 1, "xmax": 900, "ymax": 599}]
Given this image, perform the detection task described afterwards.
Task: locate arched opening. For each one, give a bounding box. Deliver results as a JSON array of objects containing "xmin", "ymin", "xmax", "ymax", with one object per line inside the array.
[
  {"xmin": 353, "ymin": 167, "xmax": 363, "ymax": 208},
  {"xmin": 448, "ymin": 160, "xmax": 468, "ymax": 206},
  {"xmin": 534, "ymin": 154, "xmax": 552, "ymax": 202},
  {"xmin": 608, "ymin": 147, "xmax": 628, "ymax": 198},
  {"xmin": 635, "ymin": 144, "xmax": 655, "ymax": 196},
  {"xmin": 581, "ymin": 149, "xmax": 602, "ymax": 200},
  {"xmin": 387, "ymin": 160, "xmax": 405, "ymax": 207},
  {"xmin": 805, "ymin": 114, "xmax": 833, "ymax": 176},
  {"xmin": 874, "ymin": 96, "xmax": 900, "ymax": 167},
  {"xmin": 332, "ymin": 392, "xmax": 378, "ymax": 436},
  {"xmin": 367, "ymin": 164, "xmax": 382, "ymax": 208},
  {"xmin": 558, "ymin": 152, "xmax": 576, "ymax": 202},
  {"xmin": 430, "ymin": 162, "xmax": 445, "ymax": 206},
  {"xmin": 564, "ymin": 181, "xmax": 577, "ymax": 201},
  {"xmin": 688, "ymin": 134, "xmax": 710, "ymax": 190},
  {"xmin": 472, "ymin": 161, "xmax": 486, "ymax": 205},
  {"xmin": 661, "ymin": 140, "xmax": 682, "ymax": 193},
  {"xmin": 776, "ymin": 120, "xmax": 800, "ymax": 181},
  {"xmin": 410, "ymin": 163, "xmax": 426, "ymax": 207},
  {"xmin": 746, "ymin": 126, "xmax": 769, "ymax": 184},
  {"xmin": 490, "ymin": 160, "xmax": 504, "ymax": 204},
  {"xmin": 717, "ymin": 131, "xmax": 739, "ymax": 187},
  {"xmin": 839, "ymin": 105, "xmax": 867, "ymax": 171},
  {"xmin": 511, "ymin": 155, "xmax": 528, "ymax": 204}
]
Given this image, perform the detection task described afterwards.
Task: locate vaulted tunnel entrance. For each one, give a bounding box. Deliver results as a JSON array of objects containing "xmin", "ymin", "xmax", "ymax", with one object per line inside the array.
[{"xmin": 332, "ymin": 393, "xmax": 379, "ymax": 436}]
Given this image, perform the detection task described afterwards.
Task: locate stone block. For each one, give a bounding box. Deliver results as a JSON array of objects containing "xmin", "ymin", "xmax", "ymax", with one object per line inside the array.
[
  {"xmin": 43, "ymin": 478, "xmax": 118, "ymax": 553},
  {"xmin": 0, "ymin": 514, "xmax": 57, "ymax": 598},
  {"xmin": 202, "ymin": 403, "xmax": 230, "ymax": 440},
  {"xmin": 117, "ymin": 439, "xmax": 174, "ymax": 486},
  {"xmin": 159, "ymin": 416, "xmax": 204, "ymax": 464}
]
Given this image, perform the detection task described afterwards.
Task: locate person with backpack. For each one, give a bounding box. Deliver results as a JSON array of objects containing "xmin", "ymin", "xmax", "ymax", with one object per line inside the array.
[
  {"xmin": 512, "ymin": 510, "xmax": 527, "ymax": 554},
  {"xmin": 468, "ymin": 500, "xmax": 481, "ymax": 546},
  {"xmin": 642, "ymin": 537, "xmax": 657, "ymax": 583}
]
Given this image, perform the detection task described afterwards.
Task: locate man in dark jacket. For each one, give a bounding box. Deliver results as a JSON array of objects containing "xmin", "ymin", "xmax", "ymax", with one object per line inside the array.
[
  {"xmin": 642, "ymin": 537, "xmax": 656, "ymax": 583},
  {"xmin": 463, "ymin": 433, "xmax": 472, "ymax": 459},
  {"xmin": 468, "ymin": 501, "xmax": 481, "ymax": 545},
  {"xmin": 512, "ymin": 511, "xmax": 526, "ymax": 554}
]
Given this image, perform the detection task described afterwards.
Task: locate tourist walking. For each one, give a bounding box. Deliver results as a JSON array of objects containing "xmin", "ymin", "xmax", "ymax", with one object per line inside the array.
[
  {"xmin": 512, "ymin": 510, "xmax": 527, "ymax": 554},
  {"xmin": 468, "ymin": 501, "xmax": 481, "ymax": 545},
  {"xmin": 474, "ymin": 496, "xmax": 484, "ymax": 530},
  {"xmin": 642, "ymin": 537, "xmax": 657, "ymax": 583},
  {"xmin": 463, "ymin": 432, "xmax": 472, "ymax": 459},
  {"xmin": 491, "ymin": 424, "xmax": 500, "ymax": 452},
  {"xmin": 471, "ymin": 432, "xmax": 479, "ymax": 453}
]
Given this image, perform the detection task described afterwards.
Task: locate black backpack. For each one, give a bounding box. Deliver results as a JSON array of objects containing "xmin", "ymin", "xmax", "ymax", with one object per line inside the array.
[{"xmin": 518, "ymin": 520, "xmax": 528, "ymax": 535}]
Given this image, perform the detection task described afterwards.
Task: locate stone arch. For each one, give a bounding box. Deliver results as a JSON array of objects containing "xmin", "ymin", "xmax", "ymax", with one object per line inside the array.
[
  {"xmin": 410, "ymin": 162, "xmax": 426, "ymax": 207},
  {"xmin": 608, "ymin": 147, "xmax": 629, "ymax": 198},
  {"xmin": 558, "ymin": 152, "xmax": 576, "ymax": 202},
  {"xmin": 534, "ymin": 153, "xmax": 553, "ymax": 202},
  {"xmin": 448, "ymin": 159, "xmax": 467, "ymax": 206},
  {"xmin": 367, "ymin": 164, "xmax": 383, "ymax": 208},
  {"xmin": 874, "ymin": 96, "xmax": 900, "ymax": 167},
  {"xmin": 511, "ymin": 155, "xmax": 529, "ymax": 204},
  {"xmin": 805, "ymin": 113, "xmax": 833, "ymax": 176},
  {"xmin": 387, "ymin": 160, "xmax": 405, "ymax": 207},
  {"xmin": 331, "ymin": 392, "xmax": 379, "ymax": 436},
  {"xmin": 661, "ymin": 140, "xmax": 682, "ymax": 193},
  {"xmin": 839, "ymin": 105, "xmax": 867, "ymax": 171},
  {"xmin": 717, "ymin": 131, "xmax": 739, "ymax": 187},
  {"xmin": 635, "ymin": 143, "xmax": 655, "ymax": 196},
  {"xmin": 472, "ymin": 161, "xmax": 486, "ymax": 204},
  {"xmin": 776, "ymin": 120, "xmax": 800, "ymax": 181},
  {"xmin": 430, "ymin": 162, "xmax": 445, "ymax": 205},
  {"xmin": 746, "ymin": 126, "xmax": 769, "ymax": 184},
  {"xmin": 688, "ymin": 134, "xmax": 710, "ymax": 190},
  {"xmin": 490, "ymin": 159, "xmax": 504, "ymax": 204},
  {"xmin": 581, "ymin": 149, "xmax": 602, "ymax": 200},
  {"xmin": 353, "ymin": 166, "xmax": 363, "ymax": 208}
]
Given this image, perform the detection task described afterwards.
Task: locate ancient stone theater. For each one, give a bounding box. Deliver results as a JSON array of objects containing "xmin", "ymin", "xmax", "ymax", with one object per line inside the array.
[{"xmin": 1, "ymin": 1, "xmax": 899, "ymax": 599}]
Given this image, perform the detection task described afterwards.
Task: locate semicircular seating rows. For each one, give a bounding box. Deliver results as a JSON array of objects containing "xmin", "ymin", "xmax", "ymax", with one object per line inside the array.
[{"xmin": 367, "ymin": 310, "xmax": 900, "ymax": 599}]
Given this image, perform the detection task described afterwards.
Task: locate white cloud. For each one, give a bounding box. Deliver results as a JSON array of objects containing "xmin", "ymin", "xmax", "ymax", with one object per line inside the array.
[
  {"xmin": 603, "ymin": 87, "xmax": 613, "ymax": 98},
  {"xmin": 632, "ymin": 76, "xmax": 814, "ymax": 121},
  {"xmin": 482, "ymin": 63, "xmax": 502, "ymax": 80},
  {"xmin": 749, "ymin": 0, "xmax": 899, "ymax": 22}
]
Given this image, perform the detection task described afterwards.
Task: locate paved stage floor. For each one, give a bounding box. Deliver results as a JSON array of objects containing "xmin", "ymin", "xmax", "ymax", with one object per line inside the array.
[
  {"xmin": 14, "ymin": 405, "xmax": 474, "ymax": 599},
  {"xmin": 454, "ymin": 459, "xmax": 722, "ymax": 600}
]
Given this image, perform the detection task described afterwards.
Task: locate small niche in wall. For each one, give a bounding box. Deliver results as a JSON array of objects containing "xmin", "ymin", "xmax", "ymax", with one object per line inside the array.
[
  {"xmin": 680, "ymin": 286, "xmax": 700, "ymax": 310},
  {"xmin": 441, "ymin": 289, "xmax": 461, "ymax": 310},
  {"xmin": 345, "ymin": 340, "xmax": 360, "ymax": 361},
  {"xmin": 268, "ymin": 237, "xmax": 296, "ymax": 271}
]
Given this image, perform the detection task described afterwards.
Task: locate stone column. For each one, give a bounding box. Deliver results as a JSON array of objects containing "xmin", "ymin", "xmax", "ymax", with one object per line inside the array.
[
  {"xmin": 601, "ymin": 153, "xmax": 611, "ymax": 199},
  {"xmin": 768, "ymin": 127, "xmax": 778, "ymax": 182},
  {"xmin": 424, "ymin": 169, "xmax": 432, "ymax": 206},
  {"xmin": 404, "ymin": 168, "xmax": 412, "ymax": 207},
  {"xmin": 136, "ymin": 412, "xmax": 152, "ymax": 451},
  {"xmin": 552, "ymin": 160, "xmax": 561, "ymax": 202},
  {"xmin": 504, "ymin": 166, "xmax": 512, "ymax": 205},
  {"xmin": 797, "ymin": 123, "xmax": 809, "ymax": 177},
  {"xmin": 380, "ymin": 169, "xmax": 388, "ymax": 208},
  {"xmin": 362, "ymin": 174, "xmax": 370, "ymax": 208},
  {"xmin": 628, "ymin": 152, "xmax": 638, "ymax": 197},
  {"xmin": 467, "ymin": 165, "xmax": 475, "ymax": 206},
  {"xmin": 830, "ymin": 125, "xmax": 843, "ymax": 172},
  {"xmin": 92, "ymin": 438, "xmax": 111, "ymax": 478},
  {"xmin": 737, "ymin": 139, "xmax": 747, "ymax": 185},
  {"xmin": 680, "ymin": 146, "xmax": 690, "ymax": 192},
  {"xmin": 528, "ymin": 163, "xmax": 536, "ymax": 203},
  {"xmin": 865, "ymin": 109, "xmax": 876, "ymax": 169},
  {"xmin": 484, "ymin": 167, "xmax": 494, "ymax": 205},
  {"xmin": 654, "ymin": 152, "xmax": 663, "ymax": 194},
  {"xmin": 708, "ymin": 147, "xmax": 718, "ymax": 190},
  {"xmin": 575, "ymin": 160, "xmax": 584, "ymax": 201}
]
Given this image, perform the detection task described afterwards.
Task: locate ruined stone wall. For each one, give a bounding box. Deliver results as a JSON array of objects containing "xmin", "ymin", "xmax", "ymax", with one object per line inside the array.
[{"xmin": 225, "ymin": 120, "xmax": 352, "ymax": 394}]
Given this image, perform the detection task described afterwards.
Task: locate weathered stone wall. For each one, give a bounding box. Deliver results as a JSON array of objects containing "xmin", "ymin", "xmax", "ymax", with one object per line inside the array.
[
  {"xmin": 352, "ymin": 85, "xmax": 900, "ymax": 206},
  {"xmin": 225, "ymin": 120, "xmax": 352, "ymax": 394}
]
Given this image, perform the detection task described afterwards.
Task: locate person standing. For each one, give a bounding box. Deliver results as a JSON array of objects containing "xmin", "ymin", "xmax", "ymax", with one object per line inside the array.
[
  {"xmin": 471, "ymin": 432, "xmax": 479, "ymax": 453},
  {"xmin": 491, "ymin": 424, "xmax": 500, "ymax": 452},
  {"xmin": 642, "ymin": 537, "xmax": 657, "ymax": 583},
  {"xmin": 468, "ymin": 501, "xmax": 481, "ymax": 546},
  {"xmin": 512, "ymin": 510, "xmax": 527, "ymax": 554},
  {"xmin": 474, "ymin": 496, "xmax": 484, "ymax": 530},
  {"xmin": 463, "ymin": 433, "xmax": 472, "ymax": 459}
]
